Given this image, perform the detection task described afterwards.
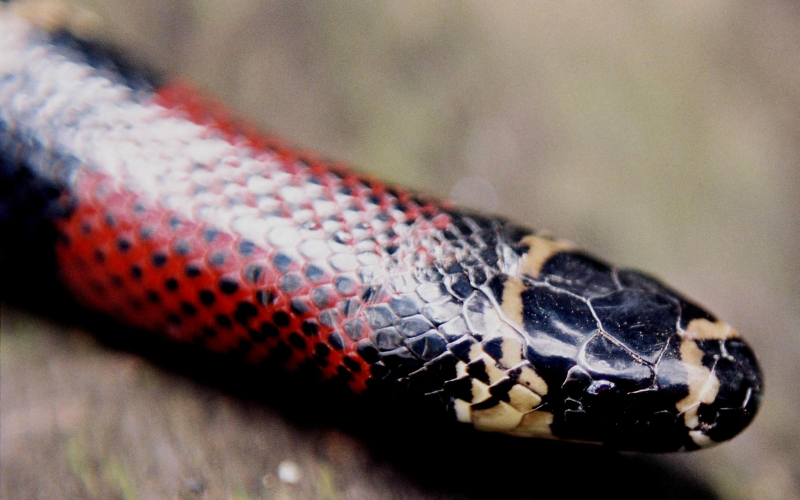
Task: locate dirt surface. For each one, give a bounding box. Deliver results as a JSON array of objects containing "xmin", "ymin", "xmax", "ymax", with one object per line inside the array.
[
  {"xmin": 2, "ymin": 1, "xmax": 799, "ymax": 499},
  {"xmin": 1, "ymin": 303, "xmax": 718, "ymax": 500}
]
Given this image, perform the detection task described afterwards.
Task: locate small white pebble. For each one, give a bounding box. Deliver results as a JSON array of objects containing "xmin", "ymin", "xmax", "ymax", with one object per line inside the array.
[{"xmin": 277, "ymin": 460, "xmax": 301, "ymax": 485}]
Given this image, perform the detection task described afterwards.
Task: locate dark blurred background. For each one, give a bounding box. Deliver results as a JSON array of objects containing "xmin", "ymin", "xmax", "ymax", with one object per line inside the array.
[{"xmin": 1, "ymin": 1, "xmax": 798, "ymax": 499}]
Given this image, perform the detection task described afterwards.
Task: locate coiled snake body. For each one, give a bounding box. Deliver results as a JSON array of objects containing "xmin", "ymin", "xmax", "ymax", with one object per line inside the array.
[{"xmin": 0, "ymin": 8, "xmax": 762, "ymax": 452}]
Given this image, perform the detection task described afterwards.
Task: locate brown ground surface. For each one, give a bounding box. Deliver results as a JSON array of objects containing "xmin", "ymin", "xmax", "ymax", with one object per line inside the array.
[{"xmin": 2, "ymin": 1, "xmax": 799, "ymax": 499}]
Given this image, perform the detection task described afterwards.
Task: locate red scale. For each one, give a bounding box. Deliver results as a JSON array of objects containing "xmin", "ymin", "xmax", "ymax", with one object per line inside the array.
[{"xmin": 52, "ymin": 82, "xmax": 386, "ymax": 392}]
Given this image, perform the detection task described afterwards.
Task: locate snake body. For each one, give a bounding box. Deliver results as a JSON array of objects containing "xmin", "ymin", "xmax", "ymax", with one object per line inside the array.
[{"xmin": 0, "ymin": 9, "xmax": 762, "ymax": 451}]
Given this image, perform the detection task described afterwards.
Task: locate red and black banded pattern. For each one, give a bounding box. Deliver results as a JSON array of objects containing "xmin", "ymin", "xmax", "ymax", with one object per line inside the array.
[{"xmin": 0, "ymin": 10, "xmax": 762, "ymax": 451}]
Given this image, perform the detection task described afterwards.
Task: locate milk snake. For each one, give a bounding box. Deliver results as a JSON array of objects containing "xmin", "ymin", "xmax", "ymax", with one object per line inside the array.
[{"xmin": 0, "ymin": 5, "xmax": 762, "ymax": 452}]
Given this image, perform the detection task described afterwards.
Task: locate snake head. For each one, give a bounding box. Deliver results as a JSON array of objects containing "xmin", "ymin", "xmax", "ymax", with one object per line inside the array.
[{"xmin": 433, "ymin": 218, "xmax": 763, "ymax": 452}]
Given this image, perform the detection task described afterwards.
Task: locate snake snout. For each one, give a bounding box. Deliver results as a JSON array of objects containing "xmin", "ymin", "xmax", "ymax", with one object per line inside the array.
[{"xmin": 682, "ymin": 336, "xmax": 763, "ymax": 449}]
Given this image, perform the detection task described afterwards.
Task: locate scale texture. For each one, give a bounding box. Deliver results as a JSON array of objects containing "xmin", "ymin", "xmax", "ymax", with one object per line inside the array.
[{"xmin": 0, "ymin": 10, "xmax": 762, "ymax": 451}]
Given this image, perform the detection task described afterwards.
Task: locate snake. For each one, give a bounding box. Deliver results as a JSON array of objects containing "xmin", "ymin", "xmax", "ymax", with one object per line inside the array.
[{"xmin": 0, "ymin": 5, "xmax": 762, "ymax": 452}]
